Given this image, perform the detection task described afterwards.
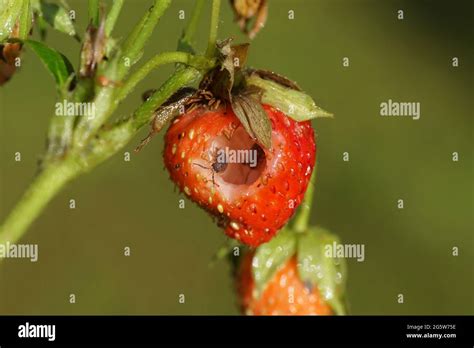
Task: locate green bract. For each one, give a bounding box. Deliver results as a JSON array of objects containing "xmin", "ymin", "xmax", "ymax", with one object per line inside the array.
[
  {"xmin": 251, "ymin": 228, "xmax": 296, "ymax": 297},
  {"xmin": 297, "ymin": 226, "xmax": 347, "ymax": 315},
  {"xmin": 245, "ymin": 73, "xmax": 333, "ymax": 121}
]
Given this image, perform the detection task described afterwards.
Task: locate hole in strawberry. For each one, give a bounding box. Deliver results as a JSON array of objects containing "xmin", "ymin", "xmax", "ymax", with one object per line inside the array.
[{"xmin": 216, "ymin": 127, "xmax": 266, "ymax": 185}]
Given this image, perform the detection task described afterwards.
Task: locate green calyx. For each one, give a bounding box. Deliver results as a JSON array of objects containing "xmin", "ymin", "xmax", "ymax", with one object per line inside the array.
[
  {"xmin": 244, "ymin": 71, "xmax": 333, "ymax": 121},
  {"xmin": 197, "ymin": 41, "xmax": 333, "ymax": 149},
  {"xmin": 198, "ymin": 39, "xmax": 273, "ymax": 149},
  {"xmin": 250, "ymin": 226, "xmax": 347, "ymax": 315},
  {"xmin": 251, "ymin": 228, "xmax": 296, "ymax": 297},
  {"xmin": 296, "ymin": 226, "xmax": 348, "ymax": 315}
]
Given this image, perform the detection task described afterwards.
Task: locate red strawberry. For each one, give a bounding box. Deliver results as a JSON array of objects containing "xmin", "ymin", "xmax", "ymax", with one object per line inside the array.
[
  {"xmin": 236, "ymin": 252, "xmax": 332, "ymax": 315},
  {"xmin": 163, "ymin": 103, "xmax": 316, "ymax": 246}
]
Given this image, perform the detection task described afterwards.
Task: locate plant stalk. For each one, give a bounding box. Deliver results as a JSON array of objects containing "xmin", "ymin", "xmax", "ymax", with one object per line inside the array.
[
  {"xmin": 105, "ymin": 0, "xmax": 124, "ymax": 36},
  {"xmin": 0, "ymin": 67, "xmax": 202, "ymax": 253},
  {"xmin": 0, "ymin": 158, "xmax": 82, "ymax": 246},
  {"xmin": 116, "ymin": 51, "xmax": 213, "ymax": 104},
  {"xmin": 118, "ymin": 0, "xmax": 171, "ymax": 79},
  {"xmin": 17, "ymin": 0, "xmax": 31, "ymax": 40},
  {"xmin": 205, "ymin": 0, "xmax": 221, "ymax": 57},
  {"xmin": 178, "ymin": 0, "xmax": 205, "ymax": 51},
  {"xmin": 0, "ymin": 0, "xmax": 215, "ymax": 260},
  {"xmin": 293, "ymin": 163, "xmax": 317, "ymax": 233},
  {"xmin": 88, "ymin": 0, "xmax": 100, "ymax": 27}
]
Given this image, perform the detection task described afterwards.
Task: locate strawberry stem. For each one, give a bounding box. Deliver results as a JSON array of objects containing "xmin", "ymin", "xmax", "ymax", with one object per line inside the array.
[
  {"xmin": 0, "ymin": 157, "xmax": 82, "ymax": 248},
  {"xmin": 88, "ymin": 0, "xmax": 100, "ymax": 27},
  {"xmin": 293, "ymin": 163, "xmax": 317, "ymax": 233},
  {"xmin": 0, "ymin": 0, "xmax": 217, "ymax": 259},
  {"xmin": 105, "ymin": 0, "xmax": 124, "ymax": 36},
  {"xmin": 73, "ymin": 0, "xmax": 172, "ymax": 149},
  {"xmin": 178, "ymin": 0, "xmax": 206, "ymax": 51},
  {"xmin": 117, "ymin": 0, "xmax": 172, "ymax": 79},
  {"xmin": 116, "ymin": 52, "xmax": 215, "ymax": 104},
  {"xmin": 205, "ymin": 0, "xmax": 221, "ymax": 57},
  {"xmin": 17, "ymin": 0, "xmax": 31, "ymax": 40},
  {"xmin": 0, "ymin": 67, "xmax": 203, "ymax": 257}
]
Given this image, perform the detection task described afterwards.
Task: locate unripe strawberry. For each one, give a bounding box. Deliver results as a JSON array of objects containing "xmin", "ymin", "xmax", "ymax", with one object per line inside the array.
[{"xmin": 236, "ymin": 252, "xmax": 332, "ymax": 315}]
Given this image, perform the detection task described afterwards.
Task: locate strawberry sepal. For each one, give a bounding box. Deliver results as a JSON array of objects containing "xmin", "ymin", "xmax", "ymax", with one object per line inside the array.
[
  {"xmin": 244, "ymin": 70, "xmax": 333, "ymax": 121},
  {"xmin": 296, "ymin": 226, "xmax": 348, "ymax": 315}
]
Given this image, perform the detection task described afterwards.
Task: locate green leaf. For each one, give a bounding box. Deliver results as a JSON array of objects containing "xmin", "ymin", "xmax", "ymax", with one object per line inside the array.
[
  {"xmin": 247, "ymin": 69, "xmax": 302, "ymax": 91},
  {"xmin": 231, "ymin": 92, "xmax": 272, "ymax": 149},
  {"xmin": 297, "ymin": 227, "xmax": 347, "ymax": 315},
  {"xmin": 23, "ymin": 39, "xmax": 74, "ymax": 89},
  {"xmin": 251, "ymin": 229, "xmax": 296, "ymax": 297},
  {"xmin": 245, "ymin": 72, "xmax": 333, "ymax": 121},
  {"xmin": 39, "ymin": 0, "xmax": 77, "ymax": 38},
  {"xmin": 203, "ymin": 40, "xmax": 272, "ymax": 148}
]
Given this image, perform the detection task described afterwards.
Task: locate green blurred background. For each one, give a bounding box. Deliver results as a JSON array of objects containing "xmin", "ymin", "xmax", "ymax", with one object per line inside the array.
[{"xmin": 0, "ymin": 0, "xmax": 472, "ymax": 315}]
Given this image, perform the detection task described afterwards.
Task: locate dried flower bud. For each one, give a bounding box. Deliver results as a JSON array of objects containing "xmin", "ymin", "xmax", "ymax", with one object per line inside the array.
[{"xmin": 230, "ymin": 0, "xmax": 268, "ymax": 39}]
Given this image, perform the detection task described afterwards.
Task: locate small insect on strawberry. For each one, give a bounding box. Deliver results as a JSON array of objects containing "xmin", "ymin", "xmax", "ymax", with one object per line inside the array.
[
  {"xmin": 192, "ymin": 146, "xmax": 229, "ymax": 187},
  {"xmin": 163, "ymin": 103, "xmax": 316, "ymax": 247},
  {"xmin": 139, "ymin": 40, "xmax": 331, "ymax": 247},
  {"xmin": 135, "ymin": 87, "xmax": 197, "ymax": 152}
]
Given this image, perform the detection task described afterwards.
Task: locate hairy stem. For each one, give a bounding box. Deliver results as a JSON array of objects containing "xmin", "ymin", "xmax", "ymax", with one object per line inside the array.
[
  {"xmin": 116, "ymin": 52, "xmax": 213, "ymax": 104},
  {"xmin": 0, "ymin": 0, "xmax": 215, "ymax": 260},
  {"xmin": 73, "ymin": 52, "xmax": 213, "ymax": 149},
  {"xmin": 293, "ymin": 164, "xmax": 317, "ymax": 233},
  {"xmin": 118, "ymin": 0, "xmax": 171, "ymax": 78},
  {"xmin": 46, "ymin": 112, "xmax": 75, "ymax": 160},
  {"xmin": 205, "ymin": 0, "xmax": 221, "ymax": 57},
  {"xmin": 17, "ymin": 0, "xmax": 31, "ymax": 40},
  {"xmin": 73, "ymin": 0, "xmax": 172, "ymax": 148},
  {"xmin": 178, "ymin": 0, "xmax": 205, "ymax": 51},
  {"xmin": 105, "ymin": 0, "xmax": 124, "ymax": 36},
  {"xmin": 0, "ymin": 158, "xmax": 82, "ymax": 246},
  {"xmin": 88, "ymin": 0, "xmax": 100, "ymax": 27},
  {"xmin": 0, "ymin": 67, "xmax": 202, "ymax": 252},
  {"xmin": 72, "ymin": 84, "xmax": 116, "ymax": 148},
  {"xmin": 83, "ymin": 67, "xmax": 202, "ymax": 169},
  {"xmin": 129, "ymin": 66, "xmax": 200, "ymax": 130}
]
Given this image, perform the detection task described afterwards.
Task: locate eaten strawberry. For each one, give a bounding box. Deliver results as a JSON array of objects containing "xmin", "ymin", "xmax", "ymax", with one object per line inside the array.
[
  {"xmin": 236, "ymin": 252, "xmax": 332, "ymax": 315},
  {"xmin": 163, "ymin": 103, "xmax": 315, "ymax": 246}
]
